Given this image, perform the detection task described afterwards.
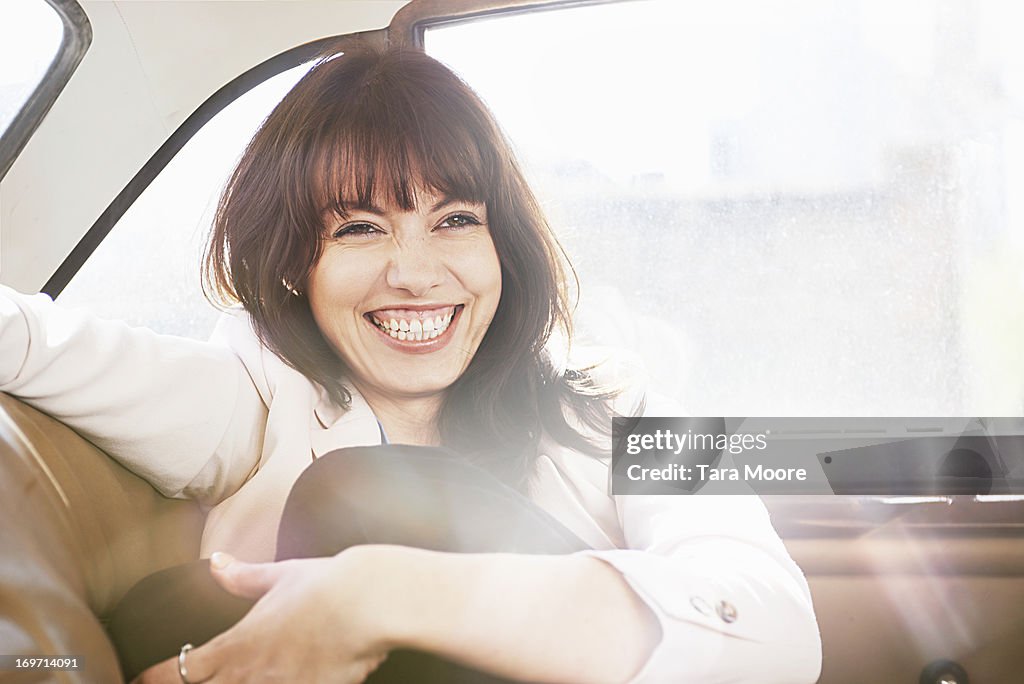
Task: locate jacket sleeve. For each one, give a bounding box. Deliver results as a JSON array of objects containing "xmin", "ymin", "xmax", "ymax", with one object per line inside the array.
[
  {"xmin": 0, "ymin": 285, "xmax": 267, "ymax": 504},
  {"xmin": 580, "ymin": 389, "xmax": 822, "ymax": 683},
  {"xmin": 583, "ymin": 494, "xmax": 822, "ymax": 683}
]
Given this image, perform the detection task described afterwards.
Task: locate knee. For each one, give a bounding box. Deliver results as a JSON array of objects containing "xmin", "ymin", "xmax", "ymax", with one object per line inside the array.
[
  {"xmin": 278, "ymin": 445, "xmax": 465, "ymax": 560},
  {"xmin": 292, "ymin": 444, "xmax": 464, "ymax": 497},
  {"xmin": 290, "ymin": 445, "xmax": 382, "ymax": 501}
]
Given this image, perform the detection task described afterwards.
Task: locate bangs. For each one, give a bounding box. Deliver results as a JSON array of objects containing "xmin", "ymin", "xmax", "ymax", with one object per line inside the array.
[{"xmin": 306, "ymin": 58, "xmax": 498, "ymax": 217}]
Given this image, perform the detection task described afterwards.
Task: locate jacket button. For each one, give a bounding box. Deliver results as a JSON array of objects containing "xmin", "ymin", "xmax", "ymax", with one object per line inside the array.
[
  {"xmin": 690, "ymin": 596, "xmax": 713, "ymax": 616},
  {"xmin": 716, "ymin": 600, "xmax": 738, "ymax": 623}
]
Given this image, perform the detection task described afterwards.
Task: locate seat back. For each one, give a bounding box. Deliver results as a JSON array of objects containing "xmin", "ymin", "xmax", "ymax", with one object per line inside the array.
[{"xmin": 0, "ymin": 393, "xmax": 203, "ymax": 682}]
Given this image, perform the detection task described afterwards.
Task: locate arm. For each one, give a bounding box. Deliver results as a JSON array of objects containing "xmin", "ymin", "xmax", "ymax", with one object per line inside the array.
[
  {"xmin": 369, "ymin": 547, "xmax": 660, "ymax": 683},
  {"xmin": 134, "ymin": 546, "xmax": 657, "ymax": 684},
  {"xmin": 0, "ymin": 285, "xmax": 266, "ymax": 503},
  {"xmin": 372, "ymin": 498, "xmax": 820, "ymax": 683}
]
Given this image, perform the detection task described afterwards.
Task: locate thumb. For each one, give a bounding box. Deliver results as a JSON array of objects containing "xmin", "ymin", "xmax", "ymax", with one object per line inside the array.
[{"xmin": 208, "ymin": 551, "xmax": 286, "ymax": 600}]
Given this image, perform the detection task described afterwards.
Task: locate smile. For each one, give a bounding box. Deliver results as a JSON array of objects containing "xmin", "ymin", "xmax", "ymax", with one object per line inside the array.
[{"xmin": 365, "ymin": 305, "xmax": 463, "ymax": 342}]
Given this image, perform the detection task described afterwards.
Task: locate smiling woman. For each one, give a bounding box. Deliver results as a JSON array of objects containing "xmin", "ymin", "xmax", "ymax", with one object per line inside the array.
[
  {"xmin": 0, "ymin": 44, "xmax": 820, "ymax": 683},
  {"xmin": 201, "ymin": 45, "xmax": 596, "ymax": 485}
]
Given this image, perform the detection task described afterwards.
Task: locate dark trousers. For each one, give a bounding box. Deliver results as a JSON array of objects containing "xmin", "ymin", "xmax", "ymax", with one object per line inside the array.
[{"xmin": 108, "ymin": 445, "xmax": 589, "ymax": 682}]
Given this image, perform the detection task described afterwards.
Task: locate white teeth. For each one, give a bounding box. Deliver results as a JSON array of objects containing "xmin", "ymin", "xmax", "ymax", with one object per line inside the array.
[{"xmin": 372, "ymin": 307, "xmax": 458, "ymax": 342}]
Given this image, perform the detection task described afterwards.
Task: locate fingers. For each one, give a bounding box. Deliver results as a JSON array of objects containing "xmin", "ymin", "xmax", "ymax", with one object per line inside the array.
[
  {"xmin": 130, "ymin": 653, "xmax": 194, "ymax": 684},
  {"xmin": 132, "ymin": 638, "xmax": 225, "ymax": 684},
  {"xmin": 209, "ymin": 551, "xmax": 287, "ymax": 600}
]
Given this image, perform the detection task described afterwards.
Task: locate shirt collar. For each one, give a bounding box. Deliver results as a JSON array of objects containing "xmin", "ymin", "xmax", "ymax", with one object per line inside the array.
[
  {"xmin": 313, "ymin": 382, "xmax": 375, "ymax": 431},
  {"xmin": 311, "ymin": 382, "xmax": 383, "ymax": 454}
]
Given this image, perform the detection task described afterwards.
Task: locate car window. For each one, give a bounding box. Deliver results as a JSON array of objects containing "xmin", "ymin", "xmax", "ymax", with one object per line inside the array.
[
  {"xmin": 57, "ymin": 62, "xmax": 313, "ymax": 339},
  {"xmin": 0, "ymin": 0, "xmax": 89, "ymax": 179},
  {"xmin": 425, "ymin": 0, "xmax": 1024, "ymax": 417}
]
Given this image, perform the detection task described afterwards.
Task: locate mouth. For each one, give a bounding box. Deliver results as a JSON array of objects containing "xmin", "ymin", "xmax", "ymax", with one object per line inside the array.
[{"xmin": 364, "ymin": 304, "xmax": 464, "ymax": 346}]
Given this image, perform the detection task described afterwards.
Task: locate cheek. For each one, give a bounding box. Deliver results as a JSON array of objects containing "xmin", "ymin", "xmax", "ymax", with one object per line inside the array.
[
  {"xmin": 306, "ymin": 251, "xmax": 373, "ymax": 331},
  {"xmin": 466, "ymin": 242, "xmax": 503, "ymax": 310}
]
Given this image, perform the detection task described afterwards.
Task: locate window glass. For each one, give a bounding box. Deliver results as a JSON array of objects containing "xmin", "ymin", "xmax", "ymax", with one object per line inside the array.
[
  {"xmin": 0, "ymin": 0, "xmax": 65, "ymax": 136},
  {"xmin": 58, "ymin": 63, "xmax": 313, "ymax": 339},
  {"xmin": 425, "ymin": 0, "xmax": 1024, "ymax": 416}
]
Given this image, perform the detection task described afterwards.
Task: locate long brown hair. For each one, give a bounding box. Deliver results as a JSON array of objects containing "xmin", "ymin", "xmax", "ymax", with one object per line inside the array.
[{"xmin": 204, "ymin": 45, "xmax": 621, "ymax": 487}]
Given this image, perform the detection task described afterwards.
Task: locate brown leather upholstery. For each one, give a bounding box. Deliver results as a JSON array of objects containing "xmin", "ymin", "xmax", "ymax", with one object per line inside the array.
[{"xmin": 0, "ymin": 393, "xmax": 203, "ymax": 683}]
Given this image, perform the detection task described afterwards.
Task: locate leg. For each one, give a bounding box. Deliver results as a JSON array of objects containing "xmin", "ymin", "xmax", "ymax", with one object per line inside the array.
[
  {"xmin": 276, "ymin": 445, "xmax": 590, "ymax": 684},
  {"xmin": 276, "ymin": 444, "xmax": 588, "ymax": 559}
]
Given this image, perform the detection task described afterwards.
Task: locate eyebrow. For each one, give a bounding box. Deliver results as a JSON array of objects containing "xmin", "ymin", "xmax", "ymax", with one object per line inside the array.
[
  {"xmin": 336, "ymin": 202, "xmax": 386, "ymax": 218},
  {"xmin": 430, "ymin": 196, "xmax": 459, "ymax": 213},
  {"xmin": 333, "ymin": 195, "xmax": 480, "ymax": 218}
]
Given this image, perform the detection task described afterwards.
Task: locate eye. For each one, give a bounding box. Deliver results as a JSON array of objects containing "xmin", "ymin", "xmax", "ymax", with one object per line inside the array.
[
  {"xmin": 332, "ymin": 222, "xmax": 383, "ymax": 239},
  {"xmin": 437, "ymin": 212, "xmax": 483, "ymax": 231}
]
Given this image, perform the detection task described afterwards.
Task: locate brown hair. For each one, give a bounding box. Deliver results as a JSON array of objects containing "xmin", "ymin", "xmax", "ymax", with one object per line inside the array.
[{"xmin": 204, "ymin": 45, "xmax": 620, "ymax": 487}]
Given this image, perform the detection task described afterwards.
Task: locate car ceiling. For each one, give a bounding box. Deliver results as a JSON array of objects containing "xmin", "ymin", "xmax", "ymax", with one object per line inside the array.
[{"xmin": 1, "ymin": 0, "xmax": 409, "ymax": 293}]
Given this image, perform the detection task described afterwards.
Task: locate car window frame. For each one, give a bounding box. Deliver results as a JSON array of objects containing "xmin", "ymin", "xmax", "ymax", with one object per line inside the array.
[
  {"xmin": 41, "ymin": 0, "xmax": 607, "ymax": 296},
  {"xmin": 0, "ymin": 0, "xmax": 91, "ymax": 182},
  {"xmin": 389, "ymin": 0, "xmax": 625, "ymax": 47}
]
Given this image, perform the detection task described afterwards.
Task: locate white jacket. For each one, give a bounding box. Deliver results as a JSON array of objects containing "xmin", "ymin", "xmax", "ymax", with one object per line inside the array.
[{"xmin": 0, "ymin": 286, "xmax": 822, "ymax": 682}]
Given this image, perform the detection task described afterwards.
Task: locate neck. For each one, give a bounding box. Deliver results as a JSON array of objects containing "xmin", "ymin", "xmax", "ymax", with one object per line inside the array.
[{"xmin": 355, "ymin": 384, "xmax": 444, "ymax": 447}]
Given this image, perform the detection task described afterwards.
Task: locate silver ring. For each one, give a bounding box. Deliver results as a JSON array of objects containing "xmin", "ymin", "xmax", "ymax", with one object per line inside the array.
[{"xmin": 178, "ymin": 643, "xmax": 195, "ymax": 684}]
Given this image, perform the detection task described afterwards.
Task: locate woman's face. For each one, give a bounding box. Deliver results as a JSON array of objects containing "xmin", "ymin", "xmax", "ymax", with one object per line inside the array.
[{"xmin": 307, "ymin": 189, "xmax": 502, "ymax": 403}]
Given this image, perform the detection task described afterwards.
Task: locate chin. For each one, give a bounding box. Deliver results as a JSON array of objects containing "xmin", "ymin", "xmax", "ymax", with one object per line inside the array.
[{"xmin": 370, "ymin": 374, "xmax": 458, "ymax": 399}]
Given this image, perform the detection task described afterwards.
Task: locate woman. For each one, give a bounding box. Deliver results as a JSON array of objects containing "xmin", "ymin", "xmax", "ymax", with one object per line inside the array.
[{"xmin": 0, "ymin": 46, "xmax": 821, "ymax": 682}]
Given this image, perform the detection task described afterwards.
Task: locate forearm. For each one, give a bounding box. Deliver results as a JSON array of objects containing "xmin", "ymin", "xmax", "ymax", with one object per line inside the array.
[
  {"xmin": 0, "ymin": 286, "xmax": 262, "ymax": 501},
  {"xmin": 351, "ymin": 545, "xmax": 660, "ymax": 683}
]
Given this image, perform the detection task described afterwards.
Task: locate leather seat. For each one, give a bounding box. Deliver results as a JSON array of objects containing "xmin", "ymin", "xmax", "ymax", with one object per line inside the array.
[{"xmin": 0, "ymin": 393, "xmax": 203, "ymax": 682}]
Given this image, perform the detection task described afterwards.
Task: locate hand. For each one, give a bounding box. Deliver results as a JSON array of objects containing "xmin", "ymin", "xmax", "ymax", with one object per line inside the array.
[{"xmin": 131, "ymin": 550, "xmax": 389, "ymax": 683}]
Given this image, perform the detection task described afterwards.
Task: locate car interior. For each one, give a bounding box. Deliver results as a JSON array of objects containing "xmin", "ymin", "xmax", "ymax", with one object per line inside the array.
[{"xmin": 2, "ymin": 1, "xmax": 1024, "ymax": 682}]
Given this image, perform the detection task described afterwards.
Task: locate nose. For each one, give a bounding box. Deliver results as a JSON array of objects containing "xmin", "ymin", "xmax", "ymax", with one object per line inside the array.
[{"xmin": 385, "ymin": 239, "xmax": 445, "ymax": 297}]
